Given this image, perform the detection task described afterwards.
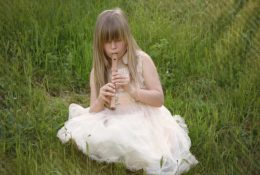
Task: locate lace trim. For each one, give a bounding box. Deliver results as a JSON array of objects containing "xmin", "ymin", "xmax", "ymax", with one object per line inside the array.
[{"xmin": 136, "ymin": 51, "xmax": 145, "ymax": 89}]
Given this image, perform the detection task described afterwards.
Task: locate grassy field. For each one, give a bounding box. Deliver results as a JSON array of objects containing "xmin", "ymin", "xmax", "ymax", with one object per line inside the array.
[{"xmin": 0, "ymin": 0, "xmax": 259, "ymax": 174}]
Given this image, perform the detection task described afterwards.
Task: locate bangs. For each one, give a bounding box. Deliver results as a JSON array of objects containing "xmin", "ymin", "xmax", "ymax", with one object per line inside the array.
[{"xmin": 100, "ymin": 15, "xmax": 126, "ymax": 42}]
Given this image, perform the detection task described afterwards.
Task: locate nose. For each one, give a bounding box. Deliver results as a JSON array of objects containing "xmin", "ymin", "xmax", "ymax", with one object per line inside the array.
[{"xmin": 111, "ymin": 41, "xmax": 116, "ymax": 49}]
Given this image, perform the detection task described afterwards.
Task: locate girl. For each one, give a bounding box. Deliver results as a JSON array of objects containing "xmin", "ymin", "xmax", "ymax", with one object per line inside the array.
[{"xmin": 57, "ymin": 8, "xmax": 198, "ymax": 175}]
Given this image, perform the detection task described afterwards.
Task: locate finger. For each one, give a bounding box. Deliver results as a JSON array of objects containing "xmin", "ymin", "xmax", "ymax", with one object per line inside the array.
[
  {"xmin": 112, "ymin": 76, "xmax": 125, "ymax": 81},
  {"xmin": 113, "ymin": 78, "xmax": 129, "ymax": 84},
  {"xmin": 104, "ymin": 86, "xmax": 115, "ymax": 93},
  {"xmin": 107, "ymin": 82, "xmax": 115, "ymax": 86},
  {"xmin": 100, "ymin": 90, "xmax": 114, "ymax": 97},
  {"xmin": 102, "ymin": 83, "xmax": 115, "ymax": 91},
  {"xmin": 112, "ymin": 74, "xmax": 129, "ymax": 81},
  {"xmin": 112, "ymin": 71, "xmax": 119, "ymax": 76},
  {"xmin": 115, "ymin": 82, "xmax": 128, "ymax": 86},
  {"xmin": 107, "ymin": 83, "xmax": 115, "ymax": 89},
  {"xmin": 102, "ymin": 83, "xmax": 114, "ymax": 89},
  {"xmin": 103, "ymin": 91, "xmax": 115, "ymax": 97},
  {"xmin": 112, "ymin": 74, "xmax": 128, "ymax": 79},
  {"xmin": 112, "ymin": 77, "xmax": 128, "ymax": 84}
]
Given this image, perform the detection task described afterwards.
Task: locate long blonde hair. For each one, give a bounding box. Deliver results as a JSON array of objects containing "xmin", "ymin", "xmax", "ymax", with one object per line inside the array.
[{"xmin": 93, "ymin": 8, "xmax": 140, "ymax": 96}]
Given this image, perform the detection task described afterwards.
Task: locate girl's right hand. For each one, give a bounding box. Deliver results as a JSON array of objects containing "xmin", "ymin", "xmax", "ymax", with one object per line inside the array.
[{"xmin": 98, "ymin": 83, "xmax": 115, "ymax": 104}]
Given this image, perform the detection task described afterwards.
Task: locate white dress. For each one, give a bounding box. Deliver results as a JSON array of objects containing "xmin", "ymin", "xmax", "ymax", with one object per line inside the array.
[{"xmin": 57, "ymin": 51, "xmax": 198, "ymax": 175}]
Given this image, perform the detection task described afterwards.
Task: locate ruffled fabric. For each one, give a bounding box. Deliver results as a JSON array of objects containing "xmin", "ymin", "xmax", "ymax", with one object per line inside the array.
[
  {"xmin": 57, "ymin": 103, "xmax": 198, "ymax": 175},
  {"xmin": 57, "ymin": 50, "xmax": 198, "ymax": 175}
]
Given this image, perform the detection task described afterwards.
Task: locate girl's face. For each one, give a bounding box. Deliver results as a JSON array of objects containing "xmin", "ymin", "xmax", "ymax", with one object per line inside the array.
[{"xmin": 104, "ymin": 40, "xmax": 127, "ymax": 60}]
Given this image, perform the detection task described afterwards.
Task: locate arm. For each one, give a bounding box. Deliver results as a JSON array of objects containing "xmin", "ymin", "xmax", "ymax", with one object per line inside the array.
[
  {"xmin": 89, "ymin": 69, "xmax": 116, "ymax": 112},
  {"xmin": 129, "ymin": 54, "xmax": 164, "ymax": 107}
]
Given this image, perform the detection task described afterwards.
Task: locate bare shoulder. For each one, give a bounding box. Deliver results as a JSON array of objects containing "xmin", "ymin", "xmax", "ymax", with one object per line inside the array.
[
  {"xmin": 136, "ymin": 50, "xmax": 160, "ymax": 84},
  {"xmin": 136, "ymin": 50, "xmax": 156, "ymax": 69}
]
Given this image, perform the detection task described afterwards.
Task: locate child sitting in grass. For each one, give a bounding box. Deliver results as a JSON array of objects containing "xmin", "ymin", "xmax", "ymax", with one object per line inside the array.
[{"xmin": 57, "ymin": 8, "xmax": 198, "ymax": 175}]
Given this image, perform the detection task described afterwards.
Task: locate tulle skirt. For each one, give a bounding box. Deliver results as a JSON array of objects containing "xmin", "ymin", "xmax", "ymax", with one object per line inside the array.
[{"xmin": 57, "ymin": 101, "xmax": 198, "ymax": 175}]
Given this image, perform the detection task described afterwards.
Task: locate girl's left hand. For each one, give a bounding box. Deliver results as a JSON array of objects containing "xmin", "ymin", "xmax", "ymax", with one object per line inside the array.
[{"xmin": 111, "ymin": 72, "xmax": 131, "ymax": 91}]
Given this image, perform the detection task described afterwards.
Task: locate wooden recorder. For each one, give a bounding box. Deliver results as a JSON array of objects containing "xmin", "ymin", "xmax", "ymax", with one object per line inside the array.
[{"xmin": 110, "ymin": 54, "xmax": 118, "ymax": 110}]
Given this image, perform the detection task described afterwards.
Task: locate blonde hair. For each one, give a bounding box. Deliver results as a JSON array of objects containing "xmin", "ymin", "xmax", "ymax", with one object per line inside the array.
[{"xmin": 93, "ymin": 8, "xmax": 140, "ymax": 96}]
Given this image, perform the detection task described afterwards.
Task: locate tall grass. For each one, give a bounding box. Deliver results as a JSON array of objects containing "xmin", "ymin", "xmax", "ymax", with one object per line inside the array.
[{"xmin": 0, "ymin": 0, "xmax": 259, "ymax": 174}]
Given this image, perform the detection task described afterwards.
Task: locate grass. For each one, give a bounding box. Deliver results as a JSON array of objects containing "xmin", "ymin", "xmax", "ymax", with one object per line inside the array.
[{"xmin": 0, "ymin": 0, "xmax": 259, "ymax": 174}]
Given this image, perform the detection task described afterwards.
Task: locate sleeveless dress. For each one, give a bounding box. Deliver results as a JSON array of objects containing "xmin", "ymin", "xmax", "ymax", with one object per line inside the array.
[{"xmin": 57, "ymin": 51, "xmax": 198, "ymax": 175}]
